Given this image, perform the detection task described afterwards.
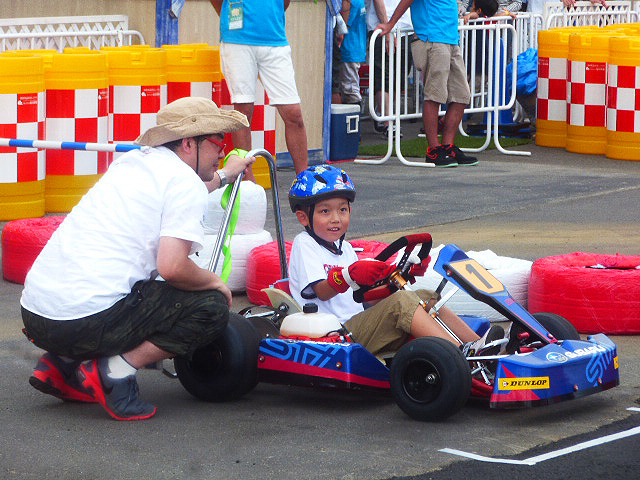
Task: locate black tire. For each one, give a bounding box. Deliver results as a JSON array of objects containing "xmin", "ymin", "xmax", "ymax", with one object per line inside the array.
[
  {"xmin": 174, "ymin": 313, "xmax": 260, "ymax": 402},
  {"xmin": 532, "ymin": 312, "xmax": 581, "ymax": 340},
  {"xmin": 390, "ymin": 337, "xmax": 472, "ymax": 421}
]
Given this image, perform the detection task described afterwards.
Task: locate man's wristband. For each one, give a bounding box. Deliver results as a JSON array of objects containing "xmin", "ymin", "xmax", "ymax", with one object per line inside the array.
[{"xmin": 216, "ymin": 169, "xmax": 228, "ymax": 187}]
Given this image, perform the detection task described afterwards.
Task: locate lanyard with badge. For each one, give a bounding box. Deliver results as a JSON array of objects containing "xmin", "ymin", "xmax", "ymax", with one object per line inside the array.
[{"xmin": 228, "ymin": 1, "xmax": 244, "ymax": 30}]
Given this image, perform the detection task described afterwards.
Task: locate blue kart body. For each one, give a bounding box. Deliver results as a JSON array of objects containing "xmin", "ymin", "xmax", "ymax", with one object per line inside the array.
[{"xmin": 255, "ymin": 244, "xmax": 620, "ymax": 409}]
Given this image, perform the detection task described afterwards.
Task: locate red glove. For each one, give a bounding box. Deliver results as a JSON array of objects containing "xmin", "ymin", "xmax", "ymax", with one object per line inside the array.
[
  {"xmin": 408, "ymin": 255, "xmax": 431, "ymax": 279},
  {"xmin": 327, "ymin": 259, "xmax": 395, "ymax": 293}
]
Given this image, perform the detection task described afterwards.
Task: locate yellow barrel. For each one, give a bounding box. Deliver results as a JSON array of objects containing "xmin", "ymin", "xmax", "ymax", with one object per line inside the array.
[
  {"xmin": 101, "ymin": 46, "xmax": 167, "ymax": 161},
  {"xmin": 606, "ymin": 35, "xmax": 640, "ymax": 161},
  {"xmin": 43, "ymin": 50, "xmax": 109, "ymax": 212},
  {"xmin": 0, "ymin": 53, "xmax": 46, "ymax": 220},
  {"xmin": 536, "ymin": 29, "xmax": 573, "ymax": 148},
  {"xmin": 565, "ymin": 31, "xmax": 612, "ymax": 155},
  {"xmin": 162, "ymin": 43, "xmax": 221, "ymax": 103}
]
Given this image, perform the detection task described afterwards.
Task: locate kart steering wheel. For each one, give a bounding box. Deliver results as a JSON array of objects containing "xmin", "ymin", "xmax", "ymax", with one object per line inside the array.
[{"xmin": 353, "ymin": 233, "xmax": 432, "ymax": 303}]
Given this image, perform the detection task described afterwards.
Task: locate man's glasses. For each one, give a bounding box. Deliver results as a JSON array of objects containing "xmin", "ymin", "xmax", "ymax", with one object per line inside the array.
[{"xmin": 206, "ymin": 137, "xmax": 226, "ymax": 151}]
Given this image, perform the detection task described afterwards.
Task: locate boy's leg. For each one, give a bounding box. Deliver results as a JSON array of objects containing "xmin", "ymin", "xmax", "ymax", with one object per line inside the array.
[{"xmin": 409, "ymin": 305, "xmax": 479, "ymax": 344}]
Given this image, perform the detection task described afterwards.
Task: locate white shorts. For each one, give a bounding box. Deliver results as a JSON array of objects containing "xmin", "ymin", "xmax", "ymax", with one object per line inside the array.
[{"xmin": 220, "ymin": 42, "xmax": 301, "ymax": 105}]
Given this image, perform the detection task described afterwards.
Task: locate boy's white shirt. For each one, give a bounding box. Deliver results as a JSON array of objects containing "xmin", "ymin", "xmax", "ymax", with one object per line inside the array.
[{"xmin": 289, "ymin": 231, "xmax": 364, "ymax": 323}]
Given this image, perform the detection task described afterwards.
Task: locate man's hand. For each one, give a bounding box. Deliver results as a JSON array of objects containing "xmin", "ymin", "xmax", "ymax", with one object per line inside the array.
[
  {"xmin": 223, "ymin": 153, "xmax": 257, "ymax": 183},
  {"xmin": 376, "ymin": 22, "xmax": 393, "ymax": 37}
]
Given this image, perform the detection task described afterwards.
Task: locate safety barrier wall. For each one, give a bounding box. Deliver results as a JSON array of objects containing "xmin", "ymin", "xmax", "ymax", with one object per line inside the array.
[
  {"xmin": 0, "ymin": 39, "xmax": 278, "ymax": 219},
  {"xmin": 0, "ymin": 53, "xmax": 45, "ymax": 220},
  {"xmin": 536, "ymin": 24, "xmax": 640, "ymax": 160}
]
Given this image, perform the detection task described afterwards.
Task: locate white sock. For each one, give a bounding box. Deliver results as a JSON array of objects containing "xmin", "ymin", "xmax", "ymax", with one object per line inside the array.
[{"xmin": 106, "ymin": 355, "xmax": 137, "ymax": 379}]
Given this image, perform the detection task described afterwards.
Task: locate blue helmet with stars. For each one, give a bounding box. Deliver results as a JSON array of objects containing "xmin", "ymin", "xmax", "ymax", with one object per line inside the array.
[{"xmin": 288, "ymin": 164, "xmax": 356, "ymax": 213}]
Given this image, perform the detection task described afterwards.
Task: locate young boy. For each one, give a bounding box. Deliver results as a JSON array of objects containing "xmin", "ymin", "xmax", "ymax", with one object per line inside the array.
[{"xmin": 287, "ymin": 164, "xmax": 503, "ymax": 357}]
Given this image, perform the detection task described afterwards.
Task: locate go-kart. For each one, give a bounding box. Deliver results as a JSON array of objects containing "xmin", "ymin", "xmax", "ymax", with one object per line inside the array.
[{"xmin": 171, "ymin": 150, "xmax": 620, "ymax": 421}]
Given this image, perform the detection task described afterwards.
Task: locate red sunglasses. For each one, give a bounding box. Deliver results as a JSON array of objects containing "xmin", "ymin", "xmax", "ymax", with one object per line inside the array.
[{"xmin": 206, "ymin": 137, "xmax": 226, "ymax": 151}]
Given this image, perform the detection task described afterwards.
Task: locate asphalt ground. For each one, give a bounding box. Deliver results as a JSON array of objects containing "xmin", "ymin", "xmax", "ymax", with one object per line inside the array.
[{"xmin": 1, "ymin": 119, "xmax": 640, "ymax": 479}]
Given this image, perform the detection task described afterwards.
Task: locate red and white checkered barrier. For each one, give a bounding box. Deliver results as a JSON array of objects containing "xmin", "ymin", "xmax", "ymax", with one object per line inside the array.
[
  {"xmin": 167, "ymin": 81, "xmax": 213, "ymax": 104},
  {"xmin": 567, "ymin": 60, "xmax": 607, "ymax": 128},
  {"xmin": 46, "ymin": 87, "xmax": 109, "ymax": 176},
  {"xmin": 537, "ymin": 57, "xmax": 567, "ymax": 123},
  {"xmin": 109, "ymin": 84, "xmax": 167, "ymax": 161},
  {"xmin": 0, "ymin": 91, "xmax": 45, "ymax": 183},
  {"xmin": 217, "ymin": 78, "xmax": 276, "ymax": 156},
  {"xmin": 606, "ymin": 64, "xmax": 640, "ymax": 133}
]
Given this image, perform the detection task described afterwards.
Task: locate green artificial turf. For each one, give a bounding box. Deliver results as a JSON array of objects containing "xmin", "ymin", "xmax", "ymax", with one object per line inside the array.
[{"xmin": 358, "ymin": 134, "xmax": 532, "ymax": 157}]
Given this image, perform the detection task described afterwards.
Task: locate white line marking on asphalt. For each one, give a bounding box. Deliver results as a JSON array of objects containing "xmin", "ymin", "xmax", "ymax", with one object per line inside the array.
[
  {"xmin": 627, "ymin": 407, "xmax": 640, "ymax": 412},
  {"xmin": 440, "ymin": 425, "xmax": 640, "ymax": 466}
]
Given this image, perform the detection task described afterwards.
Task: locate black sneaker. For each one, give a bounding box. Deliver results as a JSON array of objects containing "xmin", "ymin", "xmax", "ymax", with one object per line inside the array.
[
  {"xmin": 78, "ymin": 358, "xmax": 157, "ymax": 421},
  {"xmin": 425, "ymin": 145, "xmax": 457, "ymax": 167},
  {"xmin": 445, "ymin": 145, "xmax": 478, "ymax": 166},
  {"xmin": 381, "ymin": 124, "xmax": 403, "ymax": 138},
  {"xmin": 461, "ymin": 325, "xmax": 506, "ymax": 357}
]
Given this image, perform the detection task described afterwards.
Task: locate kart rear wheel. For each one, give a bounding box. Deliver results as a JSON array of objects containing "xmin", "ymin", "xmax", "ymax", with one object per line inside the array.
[
  {"xmin": 174, "ymin": 313, "xmax": 260, "ymax": 402},
  {"xmin": 390, "ymin": 337, "xmax": 471, "ymax": 421},
  {"xmin": 533, "ymin": 312, "xmax": 580, "ymax": 340}
]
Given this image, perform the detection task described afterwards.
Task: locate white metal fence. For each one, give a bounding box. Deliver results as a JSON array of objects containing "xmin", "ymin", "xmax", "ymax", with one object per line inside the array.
[
  {"xmin": 545, "ymin": 1, "xmax": 638, "ymax": 28},
  {"xmin": 0, "ymin": 15, "xmax": 145, "ymax": 52},
  {"xmin": 359, "ymin": 2, "xmax": 640, "ymax": 166}
]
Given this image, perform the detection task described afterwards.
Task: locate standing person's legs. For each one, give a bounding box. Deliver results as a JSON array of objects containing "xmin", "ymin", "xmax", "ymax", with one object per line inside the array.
[
  {"xmin": 231, "ymin": 102, "xmax": 257, "ymax": 182},
  {"xmin": 256, "ymin": 45, "xmax": 309, "ymax": 174},
  {"xmin": 423, "ymin": 100, "xmax": 441, "ymax": 148},
  {"xmin": 275, "ymin": 103, "xmax": 308, "ymax": 174},
  {"xmin": 440, "ymin": 102, "xmax": 466, "ymax": 146},
  {"xmin": 220, "ymin": 42, "xmax": 260, "ymax": 181}
]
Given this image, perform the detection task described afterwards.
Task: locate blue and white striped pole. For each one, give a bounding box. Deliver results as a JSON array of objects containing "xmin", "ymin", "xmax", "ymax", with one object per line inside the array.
[{"xmin": 0, "ymin": 138, "xmax": 142, "ymax": 153}]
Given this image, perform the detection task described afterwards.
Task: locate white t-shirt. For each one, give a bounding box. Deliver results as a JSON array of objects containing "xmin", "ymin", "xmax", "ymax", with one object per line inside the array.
[
  {"xmin": 366, "ymin": 0, "xmax": 413, "ymax": 32},
  {"xmin": 20, "ymin": 146, "xmax": 208, "ymax": 320},
  {"xmin": 288, "ymin": 231, "xmax": 364, "ymax": 323}
]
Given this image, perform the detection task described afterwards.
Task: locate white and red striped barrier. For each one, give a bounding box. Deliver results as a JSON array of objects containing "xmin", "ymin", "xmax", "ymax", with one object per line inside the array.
[{"xmin": 0, "ymin": 138, "xmax": 141, "ymax": 153}]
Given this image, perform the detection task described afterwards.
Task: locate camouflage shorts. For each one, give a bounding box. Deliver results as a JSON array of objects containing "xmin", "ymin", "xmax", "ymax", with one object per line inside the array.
[{"xmin": 22, "ymin": 280, "xmax": 229, "ymax": 360}]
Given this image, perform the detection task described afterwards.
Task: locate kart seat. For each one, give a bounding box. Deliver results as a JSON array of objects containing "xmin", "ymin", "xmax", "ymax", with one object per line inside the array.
[
  {"xmin": 262, "ymin": 279, "xmax": 302, "ymax": 314},
  {"xmin": 262, "ymin": 280, "xmax": 346, "ymax": 339}
]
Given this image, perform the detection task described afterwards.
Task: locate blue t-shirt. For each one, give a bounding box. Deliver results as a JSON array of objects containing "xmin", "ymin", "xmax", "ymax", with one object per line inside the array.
[
  {"xmin": 410, "ymin": 0, "xmax": 460, "ymax": 45},
  {"xmin": 340, "ymin": 0, "xmax": 367, "ymax": 63},
  {"xmin": 220, "ymin": 0, "xmax": 288, "ymax": 47}
]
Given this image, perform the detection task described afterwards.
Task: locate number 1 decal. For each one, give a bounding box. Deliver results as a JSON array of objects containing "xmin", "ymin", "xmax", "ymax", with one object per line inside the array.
[{"xmin": 449, "ymin": 259, "xmax": 505, "ymax": 294}]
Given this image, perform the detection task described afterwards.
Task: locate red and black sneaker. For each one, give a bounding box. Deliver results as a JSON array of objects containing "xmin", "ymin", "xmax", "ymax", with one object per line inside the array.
[
  {"xmin": 29, "ymin": 353, "xmax": 96, "ymax": 403},
  {"xmin": 444, "ymin": 144, "xmax": 479, "ymax": 166},
  {"xmin": 425, "ymin": 145, "xmax": 457, "ymax": 167},
  {"xmin": 78, "ymin": 358, "xmax": 157, "ymax": 421}
]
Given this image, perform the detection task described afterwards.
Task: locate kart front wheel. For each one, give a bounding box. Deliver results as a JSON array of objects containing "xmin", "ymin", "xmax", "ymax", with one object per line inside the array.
[
  {"xmin": 533, "ymin": 312, "xmax": 580, "ymax": 340},
  {"xmin": 174, "ymin": 313, "xmax": 260, "ymax": 402},
  {"xmin": 390, "ymin": 337, "xmax": 471, "ymax": 421}
]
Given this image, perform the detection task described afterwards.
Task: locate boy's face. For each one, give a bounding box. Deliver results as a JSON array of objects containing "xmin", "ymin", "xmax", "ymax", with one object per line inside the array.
[{"xmin": 296, "ymin": 197, "xmax": 351, "ymax": 244}]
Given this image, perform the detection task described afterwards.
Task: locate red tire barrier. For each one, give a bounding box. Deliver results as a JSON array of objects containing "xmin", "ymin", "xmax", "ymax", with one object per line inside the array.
[
  {"xmin": 245, "ymin": 239, "xmax": 393, "ymax": 305},
  {"xmin": 528, "ymin": 252, "xmax": 640, "ymax": 334},
  {"xmin": 2, "ymin": 216, "xmax": 65, "ymax": 284}
]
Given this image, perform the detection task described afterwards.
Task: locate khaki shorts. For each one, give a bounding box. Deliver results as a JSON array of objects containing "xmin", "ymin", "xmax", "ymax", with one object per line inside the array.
[
  {"xmin": 344, "ymin": 289, "xmax": 438, "ymax": 356},
  {"xmin": 411, "ymin": 40, "xmax": 471, "ymax": 105}
]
